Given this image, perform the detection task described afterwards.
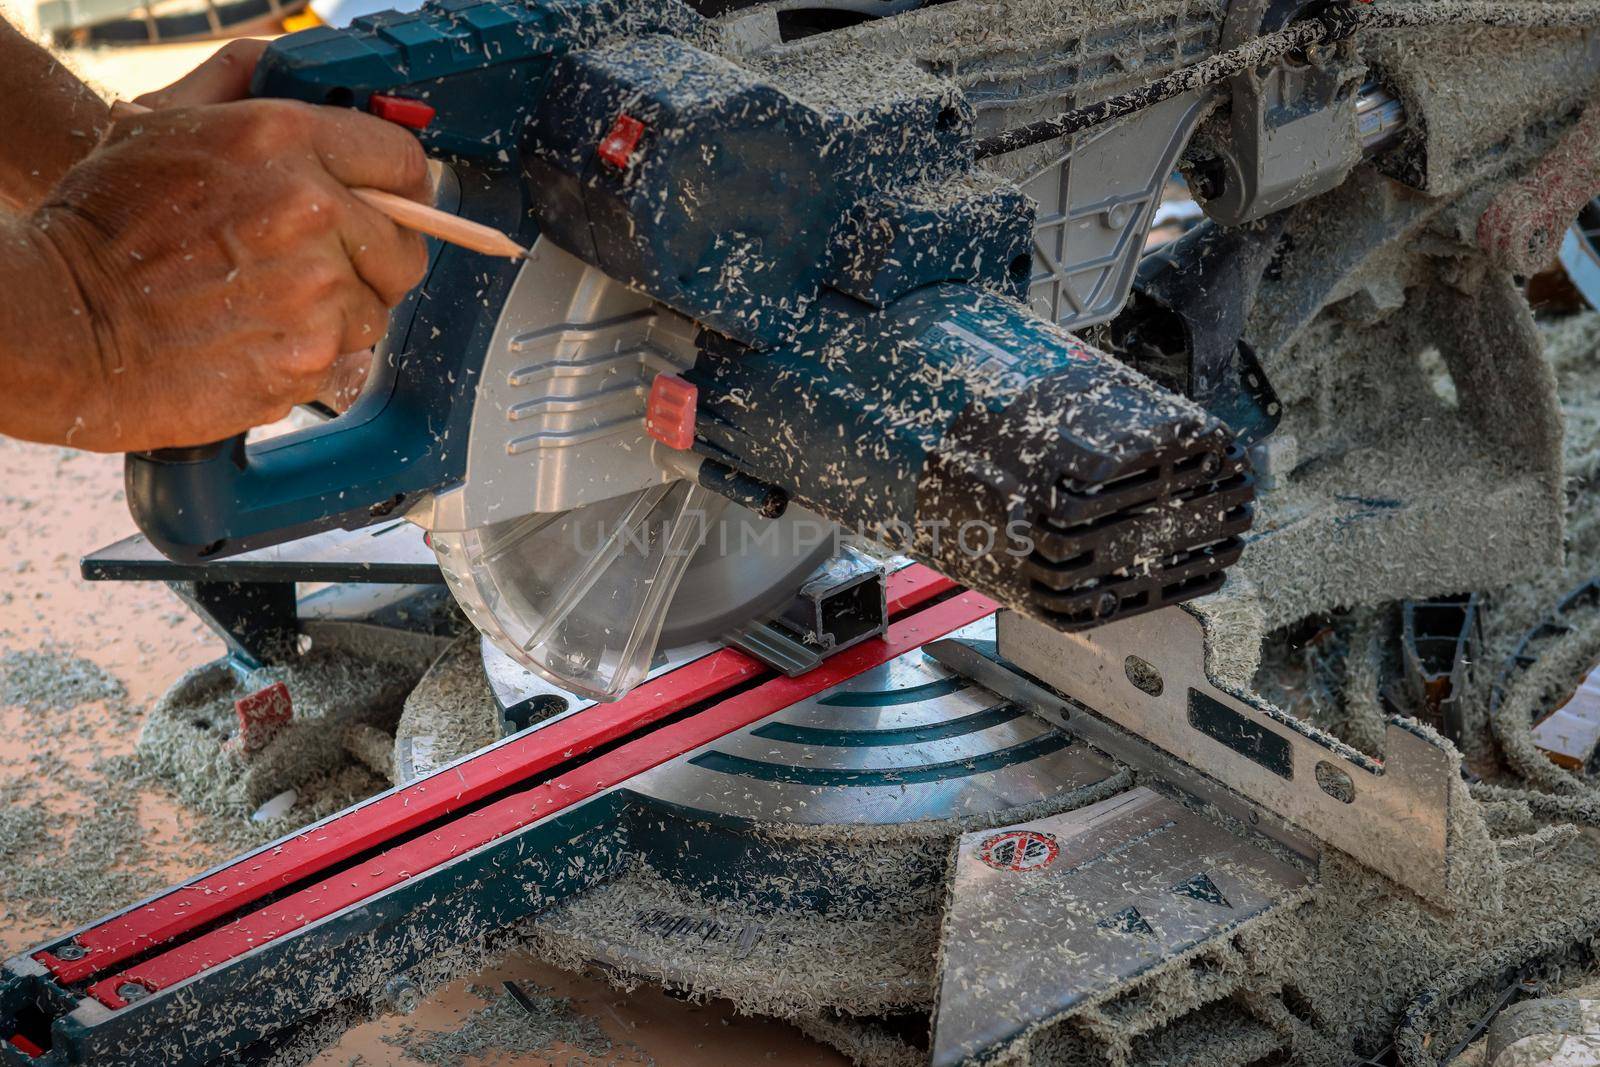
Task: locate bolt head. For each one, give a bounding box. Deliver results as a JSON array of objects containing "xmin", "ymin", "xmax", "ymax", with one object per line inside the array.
[
  {"xmin": 1096, "ymin": 591, "xmax": 1120, "ymax": 618},
  {"xmin": 117, "ymin": 982, "xmax": 148, "ymax": 1003},
  {"xmin": 54, "ymin": 943, "xmax": 86, "ymax": 961}
]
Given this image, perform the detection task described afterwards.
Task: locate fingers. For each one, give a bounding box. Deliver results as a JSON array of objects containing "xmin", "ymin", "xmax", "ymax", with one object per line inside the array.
[
  {"xmin": 317, "ymin": 349, "xmax": 376, "ymax": 412},
  {"xmin": 334, "ymin": 189, "xmax": 430, "ymax": 306},
  {"xmin": 337, "ymin": 276, "xmax": 394, "ymax": 357},
  {"xmin": 303, "ymin": 106, "xmax": 433, "ymax": 203},
  {"xmin": 134, "ymin": 39, "xmax": 269, "ymax": 110}
]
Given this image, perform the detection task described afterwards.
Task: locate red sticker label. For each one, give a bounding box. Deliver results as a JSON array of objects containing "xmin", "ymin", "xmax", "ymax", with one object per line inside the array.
[
  {"xmin": 978, "ymin": 830, "xmax": 1059, "ymax": 872},
  {"xmin": 230, "ymin": 681, "xmax": 293, "ymax": 756}
]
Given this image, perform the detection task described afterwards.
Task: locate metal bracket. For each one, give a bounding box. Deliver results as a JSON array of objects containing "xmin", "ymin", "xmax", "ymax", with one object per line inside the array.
[
  {"xmin": 1113, "ymin": 216, "xmax": 1288, "ymax": 445},
  {"xmin": 924, "ymin": 634, "xmax": 1321, "ymax": 864},
  {"xmin": 81, "ymin": 522, "xmax": 448, "ymax": 672},
  {"xmin": 1019, "ymin": 90, "xmax": 1214, "ymax": 332},
  {"xmin": 165, "ymin": 581, "xmax": 298, "ymax": 670},
  {"xmin": 727, "ymin": 549, "xmax": 887, "ymax": 677},
  {"xmin": 996, "ymin": 607, "xmax": 1460, "ymax": 905},
  {"xmin": 1198, "ymin": 0, "xmax": 1365, "ymax": 225}
]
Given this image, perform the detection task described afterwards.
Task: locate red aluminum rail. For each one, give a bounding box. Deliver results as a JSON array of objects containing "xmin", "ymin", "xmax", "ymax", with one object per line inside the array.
[
  {"xmin": 35, "ymin": 566, "xmax": 956, "ymax": 991},
  {"xmin": 88, "ymin": 584, "xmax": 992, "ymax": 1007}
]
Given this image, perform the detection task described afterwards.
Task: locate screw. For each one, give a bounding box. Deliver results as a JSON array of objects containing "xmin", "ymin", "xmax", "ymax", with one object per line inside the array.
[
  {"xmin": 1096, "ymin": 591, "xmax": 1120, "ymax": 618},
  {"xmin": 1191, "ymin": 158, "xmax": 1226, "ymax": 202},
  {"xmin": 383, "ymin": 976, "xmax": 421, "ymax": 1016},
  {"xmin": 116, "ymin": 982, "xmax": 149, "ymax": 1003},
  {"xmin": 1201, "ymin": 452, "xmax": 1222, "ymax": 476},
  {"xmin": 54, "ymin": 942, "xmax": 86, "ymax": 961}
]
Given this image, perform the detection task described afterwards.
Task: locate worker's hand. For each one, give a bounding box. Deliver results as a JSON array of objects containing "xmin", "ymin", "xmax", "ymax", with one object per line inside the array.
[
  {"xmin": 26, "ymin": 97, "xmax": 430, "ymax": 452},
  {"xmin": 132, "ymin": 39, "xmax": 381, "ymax": 416}
]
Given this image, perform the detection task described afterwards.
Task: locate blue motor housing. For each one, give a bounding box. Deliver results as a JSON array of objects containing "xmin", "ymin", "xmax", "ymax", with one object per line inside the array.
[
  {"xmin": 689, "ymin": 285, "xmax": 1255, "ymax": 628},
  {"xmin": 122, "ymin": 0, "xmax": 1037, "ymax": 561}
]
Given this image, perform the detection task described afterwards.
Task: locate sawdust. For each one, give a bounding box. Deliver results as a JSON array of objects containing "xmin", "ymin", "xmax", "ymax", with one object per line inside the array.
[
  {"xmin": 528, "ymin": 860, "xmax": 943, "ymax": 1020},
  {"xmin": 384, "ymin": 983, "xmax": 633, "ymax": 1066},
  {"xmin": 1479, "ymin": 311, "xmax": 1600, "ymax": 657},
  {"xmin": 1238, "ymin": 257, "xmax": 1564, "ymax": 638},
  {"xmin": 0, "ymin": 644, "xmax": 127, "ymax": 714},
  {"xmin": 0, "ymin": 717, "xmax": 348, "ymax": 936},
  {"xmin": 793, "ymin": 1014, "xmax": 922, "ymax": 1067},
  {"xmin": 1488, "ymin": 612, "xmax": 1600, "ymax": 793},
  {"xmin": 0, "ymin": 762, "xmax": 169, "ymax": 927},
  {"xmin": 343, "ymin": 722, "xmax": 397, "ymax": 782},
  {"xmin": 1366, "ymin": 23, "xmax": 1600, "ymax": 198},
  {"xmin": 392, "ymin": 634, "xmax": 499, "ymax": 784},
  {"xmin": 137, "ymin": 646, "xmax": 423, "ymax": 816},
  {"xmin": 0, "ymin": 643, "xmax": 241, "ymax": 930},
  {"xmin": 1188, "ymin": 575, "xmax": 1267, "ymax": 694}
]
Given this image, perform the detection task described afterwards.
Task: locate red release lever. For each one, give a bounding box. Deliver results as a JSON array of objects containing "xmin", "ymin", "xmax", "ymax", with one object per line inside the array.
[
  {"xmin": 645, "ymin": 374, "xmax": 697, "ymax": 450},
  {"xmin": 598, "ymin": 114, "xmax": 647, "ymax": 170}
]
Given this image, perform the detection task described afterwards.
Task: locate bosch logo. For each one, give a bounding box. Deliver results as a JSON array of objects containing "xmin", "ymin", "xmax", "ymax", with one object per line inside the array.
[{"xmin": 978, "ymin": 830, "xmax": 1060, "ymax": 872}]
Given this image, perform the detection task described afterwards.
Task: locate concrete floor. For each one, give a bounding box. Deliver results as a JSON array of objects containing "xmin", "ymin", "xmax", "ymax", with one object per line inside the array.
[{"xmin": 0, "ymin": 16, "xmax": 850, "ymax": 1065}]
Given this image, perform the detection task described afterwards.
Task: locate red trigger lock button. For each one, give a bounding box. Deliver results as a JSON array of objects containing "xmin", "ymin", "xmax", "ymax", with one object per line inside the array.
[{"xmin": 369, "ymin": 93, "xmax": 436, "ymax": 130}]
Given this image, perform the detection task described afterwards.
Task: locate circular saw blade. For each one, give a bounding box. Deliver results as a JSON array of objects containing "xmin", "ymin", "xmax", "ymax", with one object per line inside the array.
[
  {"xmin": 420, "ymin": 234, "xmax": 837, "ymax": 701},
  {"xmin": 432, "ymin": 479, "xmax": 836, "ymax": 704},
  {"xmin": 656, "ymin": 500, "xmax": 836, "ymax": 645}
]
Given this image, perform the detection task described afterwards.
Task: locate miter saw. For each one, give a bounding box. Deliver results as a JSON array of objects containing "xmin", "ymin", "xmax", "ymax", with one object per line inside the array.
[
  {"xmin": 120, "ymin": 0, "xmax": 1254, "ymax": 700},
  {"xmin": 13, "ymin": 0, "xmax": 1600, "ymax": 1063}
]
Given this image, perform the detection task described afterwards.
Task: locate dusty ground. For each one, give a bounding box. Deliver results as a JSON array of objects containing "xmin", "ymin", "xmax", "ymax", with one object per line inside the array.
[{"xmin": 0, "ymin": 15, "xmax": 846, "ymax": 1065}]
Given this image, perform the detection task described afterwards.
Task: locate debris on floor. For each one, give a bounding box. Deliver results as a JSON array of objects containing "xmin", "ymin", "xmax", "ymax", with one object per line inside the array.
[
  {"xmin": 383, "ymin": 982, "xmax": 642, "ymax": 1066},
  {"xmin": 135, "ymin": 646, "xmax": 424, "ymax": 817}
]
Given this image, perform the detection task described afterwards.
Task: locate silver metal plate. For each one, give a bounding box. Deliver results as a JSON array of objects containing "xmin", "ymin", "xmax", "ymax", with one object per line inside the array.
[
  {"xmin": 930, "ymin": 786, "xmax": 1310, "ymax": 1067},
  {"xmin": 998, "ymin": 607, "xmax": 1459, "ymax": 904},
  {"xmin": 414, "ymin": 240, "xmax": 698, "ymax": 535},
  {"xmin": 922, "ymin": 636, "xmax": 1322, "ymax": 864}
]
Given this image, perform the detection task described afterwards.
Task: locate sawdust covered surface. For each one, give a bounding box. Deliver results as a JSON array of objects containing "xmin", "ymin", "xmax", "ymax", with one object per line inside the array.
[
  {"xmin": 136, "ymin": 645, "xmax": 423, "ymax": 819},
  {"xmin": 0, "ymin": 642, "xmax": 421, "ymax": 930},
  {"xmin": 528, "ymin": 859, "xmax": 943, "ymax": 1020},
  {"xmin": 0, "ymin": 644, "xmax": 128, "ymax": 716},
  {"xmin": 0, "ymin": 637, "xmax": 173, "ymax": 927},
  {"xmin": 384, "ymin": 982, "xmax": 639, "ymax": 1066},
  {"xmin": 392, "ymin": 633, "xmax": 500, "ymax": 783},
  {"xmin": 1053, "ymin": 310, "xmax": 1600, "ymax": 1066},
  {"xmin": 0, "ymin": 632, "xmax": 425, "ymax": 933}
]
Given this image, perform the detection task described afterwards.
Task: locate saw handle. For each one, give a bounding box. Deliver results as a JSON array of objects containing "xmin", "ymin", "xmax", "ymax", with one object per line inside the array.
[
  {"xmin": 125, "ymin": 413, "xmax": 410, "ymax": 563},
  {"xmin": 124, "ymin": 163, "xmax": 531, "ymax": 563}
]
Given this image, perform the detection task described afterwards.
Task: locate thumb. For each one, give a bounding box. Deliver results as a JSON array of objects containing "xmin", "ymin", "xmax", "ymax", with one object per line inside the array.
[{"xmin": 133, "ymin": 38, "xmax": 269, "ymax": 110}]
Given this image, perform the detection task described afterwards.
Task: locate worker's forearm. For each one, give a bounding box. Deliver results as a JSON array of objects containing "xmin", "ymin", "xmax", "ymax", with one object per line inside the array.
[
  {"xmin": 0, "ymin": 19, "xmax": 109, "ymax": 212},
  {"xmin": 0, "ymin": 217, "xmax": 105, "ymax": 445}
]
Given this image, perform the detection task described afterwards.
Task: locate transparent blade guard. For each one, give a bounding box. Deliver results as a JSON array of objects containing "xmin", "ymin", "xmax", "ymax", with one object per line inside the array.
[{"xmin": 432, "ymin": 481, "xmax": 724, "ymax": 701}]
